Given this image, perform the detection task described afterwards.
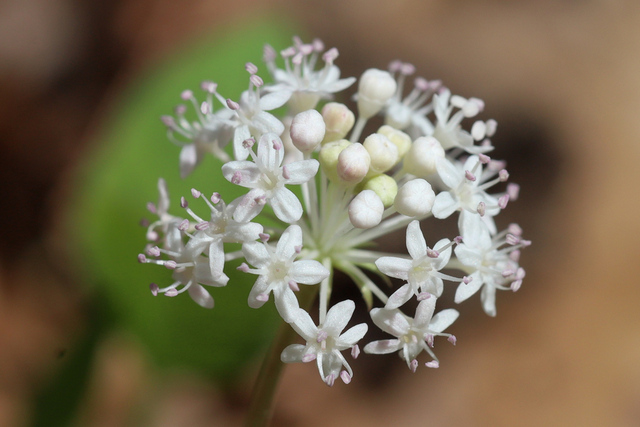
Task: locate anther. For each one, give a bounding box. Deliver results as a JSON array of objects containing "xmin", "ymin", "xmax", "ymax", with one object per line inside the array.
[
  {"xmin": 180, "ymin": 197, "xmax": 187, "ymax": 208},
  {"xmin": 448, "ymin": 335, "xmax": 457, "ymax": 345},
  {"xmin": 180, "ymin": 90, "xmax": 193, "ymax": 100},
  {"xmin": 226, "ymin": 99, "xmax": 239, "ymax": 110},
  {"xmin": 138, "ymin": 254, "xmax": 147, "ymax": 263},
  {"xmin": 231, "ymin": 171, "xmax": 242, "ymax": 185},
  {"xmin": 211, "ymin": 192, "xmax": 221, "ymax": 204},
  {"xmin": 288, "ymin": 280, "xmax": 299, "ymax": 292},
  {"xmin": 351, "ymin": 345, "xmax": 360, "ymax": 359},
  {"xmin": 259, "ymin": 233, "xmax": 270, "ymax": 242},
  {"xmin": 195, "ymin": 222, "xmax": 209, "ymax": 231},
  {"xmin": 237, "ymin": 263, "xmax": 250, "ymax": 273},
  {"xmin": 427, "ymin": 248, "xmax": 440, "ymax": 258},
  {"xmin": 410, "ymin": 359, "xmax": 419, "ymax": 373},
  {"xmin": 165, "ymin": 288, "xmax": 178, "ymax": 297},
  {"xmin": 425, "ymin": 360, "xmax": 439, "ymax": 369},
  {"xmin": 165, "ymin": 261, "xmax": 177, "ymax": 270},
  {"xmin": 191, "ymin": 188, "xmax": 201, "ymax": 198},
  {"xmin": 245, "ymin": 62, "xmax": 258, "ymax": 74},
  {"xmin": 149, "ymin": 283, "xmax": 159, "ymax": 296},
  {"xmin": 477, "ymin": 202, "xmax": 486, "ymax": 216},
  {"xmin": 465, "ymin": 170, "xmax": 476, "ymax": 182},
  {"xmin": 178, "ymin": 219, "xmax": 190, "ymax": 231}
]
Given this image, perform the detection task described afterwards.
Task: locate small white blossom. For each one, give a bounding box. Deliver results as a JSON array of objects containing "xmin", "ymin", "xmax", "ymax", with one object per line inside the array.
[
  {"xmin": 240, "ymin": 225, "xmax": 329, "ymax": 322},
  {"xmin": 364, "ymin": 297, "xmax": 458, "ymax": 370},
  {"xmin": 222, "ymin": 133, "xmax": 319, "ymax": 223},
  {"xmin": 281, "ymin": 300, "xmax": 368, "ymax": 386},
  {"xmin": 141, "ymin": 225, "xmax": 228, "ymax": 309},
  {"xmin": 454, "ymin": 214, "xmax": 529, "ymax": 316},
  {"xmin": 263, "ymin": 38, "xmax": 356, "ymax": 113},
  {"xmin": 375, "ymin": 220, "xmax": 454, "ymax": 308},
  {"xmin": 432, "ymin": 89, "xmax": 493, "ymax": 154}
]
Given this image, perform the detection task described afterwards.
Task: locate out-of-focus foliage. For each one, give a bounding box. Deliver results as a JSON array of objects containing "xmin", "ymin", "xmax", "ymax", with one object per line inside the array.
[{"xmin": 68, "ymin": 18, "xmax": 297, "ymax": 382}]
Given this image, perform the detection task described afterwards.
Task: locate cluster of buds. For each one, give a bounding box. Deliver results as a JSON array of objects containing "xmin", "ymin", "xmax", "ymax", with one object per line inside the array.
[{"xmin": 140, "ymin": 37, "xmax": 530, "ymax": 385}]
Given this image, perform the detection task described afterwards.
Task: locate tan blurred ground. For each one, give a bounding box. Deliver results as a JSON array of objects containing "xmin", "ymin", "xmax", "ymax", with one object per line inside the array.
[{"xmin": 1, "ymin": 0, "xmax": 639, "ymax": 426}]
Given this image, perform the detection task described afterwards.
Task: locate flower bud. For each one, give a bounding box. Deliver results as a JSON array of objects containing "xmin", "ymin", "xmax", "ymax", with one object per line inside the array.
[
  {"xmin": 403, "ymin": 136, "xmax": 444, "ymax": 177},
  {"xmin": 322, "ymin": 102, "xmax": 355, "ymax": 144},
  {"xmin": 337, "ymin": 143, "xmax": 371, "ymax": 184},
  {"xmin": 349, "ymin": 190, "xmax": 384, "ymax": 229},
  {"xmin": 394, "ymin": 179, "xmax": 435, "ymax": 217},
  {"xmin": 361, "ymin": 174, "xmax": 398, "ymax": 208},
  {"xmin": 363, "ymin": 133, "xmax": 398, "ymax": 174},
  {"xmin": 357, "ymin": 69, "xmax": 397, "ymax": 119},
  {"xmin": 319, "ymin": 139, "xmax": 351, "ymax": 183},
  {"xmin": 378, "ymin": 125, "xmax": 412, "ymax": 160},
  {"xmin": 290, "ymin": 109, "xmax": 326, "ymax": 152}
]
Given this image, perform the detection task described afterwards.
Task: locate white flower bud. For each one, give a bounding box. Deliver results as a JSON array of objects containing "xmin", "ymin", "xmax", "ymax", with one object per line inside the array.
[
  {"xmin": 363, "ymin": 133, "xmax": 398, "ymax": 174},
  {"xmin": 290, "ymin": 109, "xmax": 326, "ymax": 152},
  {"xmin": 319, "ymin": 139, "xmax": 351, "ymax": 183},
  {"xmin": 377, "ymin": 125, "xmax": 412, "ymax": 160},
  {"xmin": 403, "ymin": 136, "xmax": 445, "ymax": 177},
  {"xmin": 357, "ymin": 69, "xmax": 397, "ymax": 119},
  {"xmin": 349, "ymin": 190, "xmax": 384, "ymax": 229},
  {"xmin": 361, "ymin": 174, "xmax": 398, "ymax": 208},
  {"xmin": 394, "ymin": 179, "xmax": 435, "ymax": 217},
  {"xmin": 322, "ymin": 102, "xmax": 355, "ymax": 144},
  {"xmin": 337, "ymin": 143, "xmax": 370, "ymax": 184}
]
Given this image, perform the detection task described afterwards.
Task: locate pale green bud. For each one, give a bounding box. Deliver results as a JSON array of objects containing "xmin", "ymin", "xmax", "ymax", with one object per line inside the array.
[
  {"xmin": 361, "ymin": 174, "xmax": 398, "ymax": 208},
  {"xmin": 319, "ymin": 139, "xmax": 351, "ymax": 183},
  {"xmin": 378, "ymin": 125, "xmax": 412, "ymax": 160},
  {"xmin": 363, "ymin": 133, "xmax": 398, "ymax": 174}
]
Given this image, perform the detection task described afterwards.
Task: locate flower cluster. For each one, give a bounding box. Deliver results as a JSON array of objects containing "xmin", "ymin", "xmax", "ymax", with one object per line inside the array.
[{"xmin": 139, "ymin": 38, "xmax": 530, "ymax": 385}]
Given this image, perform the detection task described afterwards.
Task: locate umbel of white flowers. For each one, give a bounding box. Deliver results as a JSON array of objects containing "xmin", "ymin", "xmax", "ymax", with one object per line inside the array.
[{"xmin": 140, "ymin": 36, "xmax": 530, "ymax": 386}]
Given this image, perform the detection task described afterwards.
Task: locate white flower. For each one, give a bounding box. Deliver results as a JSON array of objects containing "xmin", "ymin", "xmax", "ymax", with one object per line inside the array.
[
  {"xmin": 375, "ymin": 220, "xmax": 454, "ymax": 308},
  {"xmin": 263, "ymin": 38, "xmax": 356, "ymax": 113},
  {"xmin": 432, "ymin": 89, "xmax": 493, "ymax": 154},
  {"xmin": 432, "ymin": 155, "xmax": 504, "ymax": 233},
  {"xmin": 182, "ymin": 191, "xmax": 263, "ymax": 277},
  {"xmin": 240, "ymin": 225, "xmax": 329, "ymax": 322},
  {"xmin": 162, "ymin": 85, "xmax": 235, "ymax": 177},
  {"xmin": 226, "ymin": 68, "xmax": 289, "ymax": 160},
  {"xmin": 364, "ymin": 297, "xmax": 458, "ymax": 370},
  {"xmin": 141, "ymin": 225, "xmax": 228, "ymax": 309},
  {"xmin": 383, "ymin": 61, "xmax": 441, "ymax": 138},
  {"xmin": 145, "ymin": 178, "xmax": 180, "ymax": 242},
  {"xmin": 454, "ymin": 214, "xmax": 528, "ymax": 316},
  {"xmin": 281, "ymin": 300, "xmax": 368, "ymax": 386},
  {"xmin": 222, "ymin": 133, "xmax": 319, "ymax": 223}
]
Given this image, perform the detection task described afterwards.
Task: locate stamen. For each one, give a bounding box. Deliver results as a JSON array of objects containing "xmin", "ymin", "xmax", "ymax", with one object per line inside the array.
[
  {"xmin": 178, "ymin": 219, "xmax": 189, "ymax": 231},
  {"xmin": 340, "ymin": 370, "xmax": 352, "ymax": 384},
  {"xmin": 425, "ymin": 360, "xmax": 439, "ymax": 368},
  {"xmin": 288, "ymin": 280, "xmax": 299, "ymax": 291},
  {"xmin": 448, "ymin": 335, "xmax": 457, "ymax": 345},
  {"xmin": 165, "ymin": 288, "xmax": 179, "ymax": 297},
  {"xmin": 410, "ymin": 359, "xmax": 419, "ymax": 373},
  {"xmin": 191, "ymin": 188, "xmax": 201, "ymax": 198},
  {"xmin": 245, "ymin": 62, "xmax": 258, "ymax": 74},
  {"xmin": 477, "ymin": 202, "xmax": 486, "ymax": 216},
  {"xmin": 351, "ymin": 345, "xmax": 360, "ymax": 359},
  {"xmin": 211, "ymin": 192, "xmax": 221, "ymax": 204},
  {"xmin": 237, "ymin": 263, "xmax": 250, "ymax": 273},
  {"xmin": 180, "ymin": 197, "xmax": 187, "ymax": 208},
  {"xmin": 138, "ymin": 254, "xmax": 147, "ymax": 263},
  {"xmin": 226, "ymin": 99, "xmax": 239, "ymax": 110},
  {"xmin": 164, "ymin": 260, "xmax": 177, "ymax": 270}
]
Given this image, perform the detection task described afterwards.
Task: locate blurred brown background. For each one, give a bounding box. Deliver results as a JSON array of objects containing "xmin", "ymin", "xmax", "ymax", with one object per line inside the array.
[{"xmin": 1, "ymin": 0, "xmax": 639, "ymax": 426}]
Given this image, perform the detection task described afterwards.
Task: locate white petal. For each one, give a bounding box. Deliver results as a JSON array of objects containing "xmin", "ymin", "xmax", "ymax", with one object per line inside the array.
[
  {"xmin": 276, "ymin": 224, "xmax": 302, "ymax": 259},
  {"xmin": 157, "ymin": 178, "xmax": 170, "ymax": 214},
  {"xmin": 283, "ymin": 159, "xmax": 319, "ymax": 185},
  {"xmin": 233, "ymin": 125, "xmax": 251, "ymax": 160},
  {"xmin": 336, "ymin": 323, "xmax": 368, "ymax": 348},
  {"xmin": 270, "ymin": 188, "xmax": 303, "ymax": 223},
  {"xmin": 260, "ymin": 91, "xmax": 291, "ymax": 110},
  {"xmin": 208, "ymin": 239, "xmax": 225, "ymax": 276},
  {"xmin": 221, "ymin": 161, "xmax": 261, "ymax": 187},
  {"xmin": 454, "ymin": 272, "xmax": 483, "ymax": 303},
  {"xmin": 454, "ymin": 244, "xmax": 483, "ymax": 268},
  {"xmin": 253, "ymin": 112, "xmax": 285, "ymax": 137},
  {"xmin": 363, "ymin": 339, "xmax": 402, "ymax": 355},
  {"xmin": 432, "ymin": 238, "xmax": 452, "ymax": 270},
  {"xmin": 429, "ymin": 308, "xmax": 459, "ymax": 333},
  {"xmin": 188, "ymin": 284, "xmax": 214, "ymax": 309},
  {"xmin": 280, "ymin": 344, "xmax": 306, "ymax": 363},
  {"xmin": 413, "ymin": 298, "xmax": 436, "ymax": 329},
  {"xmin": 274, "ymin": 287, "xmax": 300, "ymax": 322},
  {"xmin": 233, "ymin": 189, "xmax": 267, "ymax": 223},
  {"xmin": 323, "ymin": 300, "xmax": 355, "ymax": 336},
  {"xmin": 289, "ymin": 308, "xmax": 318, "ymax": 340},
  {"xmin": 432, "ymin": 192, "xmax": 459, "ymax": 219},
  {"xmin": 290, "ymin": 260, "xmax": 329, "ymax": 284},
  {"xmin": 435, "ymin": 157, "xmax": 461, "ymax": 189},
  {"xmin": 370, "ymin": 307, "xmax": 410, "ymax": 336},
  {"xmin": 406, "ymin": 220, "xmax": 427, "ymax": 260},
  {"xmin": 323, "ymin": 76, "xmax": 357, "ymax": 93},
  {"xmin": 385, "ymin": 283, "xmax": 414, "ymax": 309},
  {"xmin": 257, "ymin": 132, "xmax": 284, "ymax": 172},
  {"xmin": 242, "ymin": 241, "xmax": 270, "ymax": 267},
  {"xmin": 481, "ymin": 284, "xmax": 497, "ymax": 317},
  {"xmin": 194, "ymin": 258, "xmax": 228, "ymax": 287},
  {"xmin": 248, "ymin": 277, "xmax": 269, "ymax": 309},
  {"xmin": 179, "ymin": 144, "xmax": 199, "ymax": 178},
  {"xmin": 375, "ymin": 257, "xmax": 412, "ymax": 280}
]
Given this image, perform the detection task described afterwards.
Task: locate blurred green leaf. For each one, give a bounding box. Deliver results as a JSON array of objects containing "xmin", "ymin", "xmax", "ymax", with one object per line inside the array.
[{"xmin": 68, "ymin": 17, "xmax": 298, "ymax": 384}]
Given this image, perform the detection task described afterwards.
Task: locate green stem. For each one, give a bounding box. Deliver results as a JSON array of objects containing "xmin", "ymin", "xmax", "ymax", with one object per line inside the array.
[{"xmin": 243, "ymin": 285, "xmax": 319, "ymax": 427}]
